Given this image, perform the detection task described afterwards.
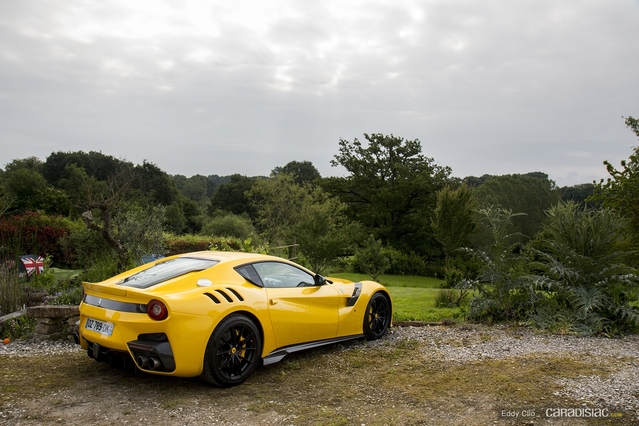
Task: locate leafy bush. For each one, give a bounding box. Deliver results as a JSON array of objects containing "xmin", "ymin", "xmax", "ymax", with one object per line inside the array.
[
  {"xmin": 165, "ymin": 234, "xmax": 214, "ymax": 255},
  {"xmin": 0, "ymin": 212, "xmax": 74, "ymax": 267},
  {"xmin": 529, "ymin": 202, "xmax": 639, "ymax": 335},
  {"xmin": 458, "ymin": 206, "xmax": 538, "ymax": 323},
  {"xmin": 50, "ymin": 286, "xmax": 82, "ymax": 305},
  {"xmin": 201, "ymin": 213, "xmax": 256, "ymax": 240},
  {"xmin": 382, "ymin": 247, "xmax": 427, "ymax": 276},
  {"xmin": 77, "ymin": 256, "xmax": 120, "ymax": 283},
  {"xmin": 442, "ymin": 266, "xmax": 464, "ymax": 289},
  {"xmin": 1, "ymin": 315, "xmax": 36, "ymax": 340},
  {"xmin": 461, "ymin": 202, "xmax": 639, "ymax": 335},
  {"xmin": 353, "ymin": 235, "xmax": 390, "ymax": 281},
  {"xmin": 59, "ymin": 219, "xmax": 113, "ymax": 269},
  {"xmin": 435, "ymin": 289, "xmax": 469, "ymax": 308}
]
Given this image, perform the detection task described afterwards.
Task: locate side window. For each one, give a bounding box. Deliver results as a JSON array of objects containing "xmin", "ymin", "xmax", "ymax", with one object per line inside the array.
[
  {"xmin": 234, "ymin": 264, "xmax": 263, "ymax": 287},
  {"xmin": 252, "ymin": 262, "xmax": 315, "ymax": 288}
]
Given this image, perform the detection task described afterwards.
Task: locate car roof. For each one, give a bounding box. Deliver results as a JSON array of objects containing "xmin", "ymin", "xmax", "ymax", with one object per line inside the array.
[{"xmin": 175, "ymin": 251, "xmax": 285, "ymax": 264}]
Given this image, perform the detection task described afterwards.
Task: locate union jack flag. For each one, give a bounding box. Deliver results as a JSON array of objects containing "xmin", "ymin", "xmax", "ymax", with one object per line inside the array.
[{"xmin": 20, "ymin": 255, "xmax": 44, "ymax": 277}]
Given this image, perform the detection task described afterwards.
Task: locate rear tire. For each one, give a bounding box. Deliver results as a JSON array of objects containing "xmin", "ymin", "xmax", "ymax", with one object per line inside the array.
[
  {"xmin": 363, "ymin": 292, "xmax": 391, "ymax": 340},
  {"xmin": 201, "ymin": 314, "xmax": 262, "ymax": 387}
]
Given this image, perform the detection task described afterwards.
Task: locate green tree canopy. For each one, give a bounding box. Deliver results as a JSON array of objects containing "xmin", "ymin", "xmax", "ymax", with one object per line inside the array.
[
  {"xmin": 561, "ymin": 183, "xmax": 595, "ymax": 205},
  {"xmin": 1, "ymin": 168, "xmax": 69, "ymax": 215},
  {"xmin": 209, "ymin": 174, "xmax": 258, "ymax": 218},
  {"xmin": 431, "ymin": 185, "xmax": 476, "ymax": 264},
  {"xmin": 474, "ymin": 172, "xmax": 560, "ymax": 239},
  {"xmin": 591, "ymin": 116, "xmax": 639, "ymax": 249},
  {"xmin": 247, "ymin": 174, "xmax": 307, "ymax": 243},
  {"xmin": 293, "ymin": 189, "xmax": 361, "ymax": 274},
  {"xmin": 271, "ymin": 160, "xmax": 321, "ymax": 186},
  {"xmin": 42, "ymin": 151, "xmax": 129, "ymax": 187},
  {"xmin": 324, "ymin": 133, "xmax": 451, "ymax": 255}
]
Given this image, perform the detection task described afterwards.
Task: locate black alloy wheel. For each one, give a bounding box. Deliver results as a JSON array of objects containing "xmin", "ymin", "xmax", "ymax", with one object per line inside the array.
[
  {"xmin": 363, "ymin": 292, "xmax": 391, "ymax": 340},
  {"xmin": 202, "ymin": 314, "xmax": 262, "ymax": 387}
]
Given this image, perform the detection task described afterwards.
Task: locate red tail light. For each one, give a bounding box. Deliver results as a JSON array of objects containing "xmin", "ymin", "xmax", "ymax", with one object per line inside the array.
[{"xmin": 147, "ymin": 300, "xmax": 168, "ymax": 320}]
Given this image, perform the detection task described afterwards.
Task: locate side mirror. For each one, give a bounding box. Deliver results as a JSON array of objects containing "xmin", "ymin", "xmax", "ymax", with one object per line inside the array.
[{"xmin": 313, "ymin": 274, "xmax": 333, "ymax": 286}]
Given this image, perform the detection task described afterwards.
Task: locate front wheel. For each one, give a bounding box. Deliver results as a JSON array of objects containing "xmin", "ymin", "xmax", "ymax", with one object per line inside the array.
[
  {"xmin": 201, "ymin": 314, "xmax": 262, "ymax": 387},
  {"xmin": 363, "ymin": 292, "xmax": 391, "ymax": 340}
]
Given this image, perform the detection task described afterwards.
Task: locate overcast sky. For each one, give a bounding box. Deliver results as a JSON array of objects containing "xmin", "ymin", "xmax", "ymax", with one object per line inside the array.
[{"xmin": 1, "ymin": 0, "xmax": 638, "ymax": 186}]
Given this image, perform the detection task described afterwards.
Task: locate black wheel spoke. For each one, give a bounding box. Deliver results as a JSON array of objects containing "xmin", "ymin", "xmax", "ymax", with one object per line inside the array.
[
  {"xmin": 363, "ymin": 293, "xmax": 391, "ymax": 340},
  {"xmin": 205, "ymin": 316, "xmax": 261, "ymax": 385}
]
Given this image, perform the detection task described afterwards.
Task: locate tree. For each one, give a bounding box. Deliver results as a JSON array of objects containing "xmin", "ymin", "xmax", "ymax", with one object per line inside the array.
[
  {"xmin": 134, "ymin": 161, "xmax": 179, "ymax": 206},
  {"xmin": 474, "ymin": 172, "xmax": 560, "ymax": 239},
  {"xmin": 293, "ymin": 190, "xmax": 361, "ymax": 274},
  {"xmin": 201, "ymin": 213, "xmax": 256, "ymax": 240},
  {"xmin": 354, "ymin": 235, "xmax": 390, "ymax": 281},
  {"xmin": 1, "ymin": 168, "xmax": 69, "ymax": 215},
  {"xmin": 209, "ymin": 174, "xmax": 258, "ymax": 218},
  {"xmin": 3, "ymin": 156, "xmax": 44, "ymax": 173},
  {"xmin": 60, "ymin": 163, "xmax": 163, "ymax": 270},
  {"xmin": 325, "ymin": 133, "xmax": 451, "ymax": 255},
  {"xmin": 246, "ymin": 174, "xmax": 307, "ymax": 243},
  {"xmin": 431, "ymin": 185, "xmax": 476, "ymax": 266},
  {"xmin": 591, "ymin": 116, "xmax": 639, "ymax": 250},
  {"xmin": 463, "ymin": 174, "xmax": 492, "ymax": 188},
  {"xmin": 271, "ymin": 160, "xmax": 321, "ymax": 185},
  {"xmin": 174, "ymin": 174, "xmax": 209, "ymax": 207},
  {"xmin": 561, "ymin": 183, "xmax": 596, "ymax": 205},
  {"xmin": 42, "ymin": 151, "xmax": 128, "ymax": 187}
]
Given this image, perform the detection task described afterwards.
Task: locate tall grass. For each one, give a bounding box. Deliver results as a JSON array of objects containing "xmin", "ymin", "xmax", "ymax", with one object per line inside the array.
[{"xmin": 0, "ymin": 264, "xmax": 26, "ymax": 316}]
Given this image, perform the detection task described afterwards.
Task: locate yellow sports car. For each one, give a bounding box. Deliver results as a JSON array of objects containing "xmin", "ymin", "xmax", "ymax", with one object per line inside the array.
[{"xmin": 77, "ymin": 251, "xmax": 392, "ymax": 386}]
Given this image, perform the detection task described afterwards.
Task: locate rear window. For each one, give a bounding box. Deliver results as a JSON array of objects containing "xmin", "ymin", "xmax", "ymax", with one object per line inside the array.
[{"xmin": 118, "ymin": 257, "xmax": 219, "ymax": 289}]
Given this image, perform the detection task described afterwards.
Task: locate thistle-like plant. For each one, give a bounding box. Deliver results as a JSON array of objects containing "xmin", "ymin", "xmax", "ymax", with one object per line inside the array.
[{"xmin": 530, "ymin": 201, "xmax": 639, "ymax": 335}]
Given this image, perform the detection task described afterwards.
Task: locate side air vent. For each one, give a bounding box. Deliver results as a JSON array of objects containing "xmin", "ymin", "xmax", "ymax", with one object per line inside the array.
[
  {"xmin": 226, "ymin": 287, "xmax": 244, "ymax": 301},
  {"xmin": 204, "ymin": 288, "xmax": 245, "ymax": 304},
  {"xmin": 214, "ymin": 289, "xmax": 233, "ymax": 302},
  {"xmin": 204, "ymin": 293, "xmax": 221, "ymax": 304}
]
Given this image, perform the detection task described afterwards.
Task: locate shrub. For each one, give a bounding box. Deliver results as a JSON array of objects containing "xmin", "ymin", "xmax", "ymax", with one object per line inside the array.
[
  {"xmin": 201, "ymin": 214, "xmax": 256, "ymax": 240},
  {"xmin": 0, "ymin": 212, "xmax": 74, "ymax": 267},
  {"xmin": 165, "ymin": 234, "xmax": 213, "ymax": 255},
  {"xmin": 435, "ymin": 289, "xmax": 469, "ymax": 308},
  {"xmin": 59, "ymin": 220, "xmax": 113, "ymax": 269},
  {"xmin": 383, "ymin": 247, "xmax": 427, "ymax": 276},
  {"xmin": 458, "ymin": 206, "xmax": 538, "ymax": 323},
  {"xmin": 1, "ymin": 315, "xmax": 37, "ymax": 340},
  {"xmin": 50, "ymin": 286, "xmax": 82, "ymax": 305},
  {"xmin": 77, "ymin": 256, "xmax": 120, "ymax": 283},
  {"xmin": 353, "ymin": 235, "xmax": 390, "ymax": 281},
  {"xmin": 530, "ymin": 202, "xmax": 639, "ymax": 335},
  {"xmin": 442, "ymin": 266, "xmax": 464, "ymax": 289}
]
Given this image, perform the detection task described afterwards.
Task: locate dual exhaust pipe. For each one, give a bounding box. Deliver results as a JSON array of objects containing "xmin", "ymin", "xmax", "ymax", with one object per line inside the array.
[{"xmin": 135, "ymin": 355, "xmax": 163, "ymax": 370}]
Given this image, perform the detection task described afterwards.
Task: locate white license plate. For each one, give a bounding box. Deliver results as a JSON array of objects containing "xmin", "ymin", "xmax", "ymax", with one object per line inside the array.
[{"xmin": 85, "ymin": 317, "xmax": 114, "ymax": 336}]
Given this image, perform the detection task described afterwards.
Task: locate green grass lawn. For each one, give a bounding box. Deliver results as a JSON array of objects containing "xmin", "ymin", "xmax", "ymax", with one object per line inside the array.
[
  {"xmin": 51, "ymin": 268, "xmax": 81, "ymax": 281},
  {"xmin": 330, "ymin": 272, "xmax": 443, "ymax": 288},
  {"xmin": 331, "ymin": 272, "xmax": 465, "ymax": 322}
]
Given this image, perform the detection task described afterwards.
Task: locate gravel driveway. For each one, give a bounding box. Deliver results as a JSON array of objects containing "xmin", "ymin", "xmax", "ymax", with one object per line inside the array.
[{"xmin": 1, "ymin": 324, "xmax": 638, "ymax": 425}]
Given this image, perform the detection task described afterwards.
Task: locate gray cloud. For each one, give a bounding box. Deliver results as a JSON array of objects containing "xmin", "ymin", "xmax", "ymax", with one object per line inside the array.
[{"xmin": 1, "ymin": 0, "xmax": 638, "ymax": 186}]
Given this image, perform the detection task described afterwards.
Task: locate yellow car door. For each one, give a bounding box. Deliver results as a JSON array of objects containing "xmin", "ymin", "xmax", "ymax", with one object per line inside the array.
[{"xmin": 252, "ymin": 261, "xmax": 340, "ymax": 348}]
